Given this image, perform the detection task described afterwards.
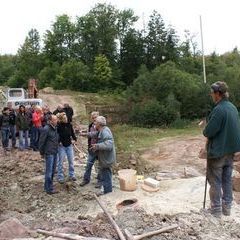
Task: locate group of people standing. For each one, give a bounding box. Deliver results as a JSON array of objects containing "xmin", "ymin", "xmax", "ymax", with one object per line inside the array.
[
  {"xmin": 0, "ymin": 103, "xmax": 79, "ymax": 191},
  {"xmin": 0, "ymin": 101, "xmax": 116, "ymax": 196},
  {"xmin": 0, "ymin": 103, "xmax": 73, "ymax": 152},
  {"xmin": 36, "ymin": 108, "xmax": 116, "ymax": 196}
]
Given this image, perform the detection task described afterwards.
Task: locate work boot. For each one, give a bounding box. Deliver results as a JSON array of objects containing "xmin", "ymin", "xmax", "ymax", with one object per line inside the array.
[
  {"xmin": 96, "ymin": 192, "xmax": 104, "ymax": 197},
  {"xmin": 80, "ymin": 180, "xmax": 89, "ymax": 187},
  {"xmin": 95, "ymin": 182, "xmax": 102, "ymax": 188},
  {"xmin": 46, "ymin": 190, "xmax": 59, "ymax": 195},
  {"xmin": 209, "ymin": 208, "xmax": 222, "ymax": 218},
  {"xmin": 211, "ymin": 210, "xmax": 221, "ymax": 218},
  {"xmin": 222, "ymin": 205, "xmax": 231, "ymax": 216},
  {"xmin": 203, "ymin": 207, "xmax": 221, "ymax": 218},
  {"xmin": 70, "ymin": 176, "xmax": 77, "ymax": 182},
  {"xmin": 58, "ymin": 179, "xmax": 65, "ymax": 184}
]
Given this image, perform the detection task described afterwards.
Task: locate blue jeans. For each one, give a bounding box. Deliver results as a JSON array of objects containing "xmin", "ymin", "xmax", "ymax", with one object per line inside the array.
[
  {"xmin": 19, "ymin": 130, "xmax": 29, "ymax": 150},
  {"xmin": 58, "ymin": 145, "xmax": 75, "ymax": 181},
  {"xmin": 9, "ymin": 125, "xmax": 16, "ymax": 147},
  {"xmin": 29, "ymin": 126, "xmax": 34, "ymax": 148},
  {"xmin": 207, "ymin": 154, "xmax": 233, "ymax": 212},
  {"xmin": 32, "ymin": 126, "xmax": 40, "ymax": 150},
  {"xmin": 44, "ymin": 154, "xmax": 58, "ymax": 193},
  {"xmin": 100, "ymin": 167, "xmax": 112, "ymax": 194},
  {"xmin": 83, "ymin": 150, "xmax": 99, "ymax": 182},
  {"xmin": 1, "ymin": 127, "xmax": 10, "ymax": 148}
]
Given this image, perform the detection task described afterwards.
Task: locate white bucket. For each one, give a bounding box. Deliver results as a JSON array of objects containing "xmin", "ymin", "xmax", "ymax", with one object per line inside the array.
[{"xmin": 118, "ymin": 169, "xmax": 137, "ymax": 191}]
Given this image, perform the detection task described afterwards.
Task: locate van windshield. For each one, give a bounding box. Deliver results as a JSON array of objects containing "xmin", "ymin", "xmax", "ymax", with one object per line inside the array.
[{"xmin": 9, "ymin": 90, "xmax": 22, "ymax": 97}]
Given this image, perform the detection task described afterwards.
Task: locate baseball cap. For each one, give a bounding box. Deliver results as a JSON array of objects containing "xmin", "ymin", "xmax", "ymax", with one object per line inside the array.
[{"xmin": 210, "ymin": 81, "xmax": 228, "ymax": 94}]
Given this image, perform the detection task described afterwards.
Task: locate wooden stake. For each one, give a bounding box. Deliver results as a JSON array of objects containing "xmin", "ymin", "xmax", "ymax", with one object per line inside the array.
[{"xmin": 94, "ymin": 194, "xmax": 127, "ymax": 240}]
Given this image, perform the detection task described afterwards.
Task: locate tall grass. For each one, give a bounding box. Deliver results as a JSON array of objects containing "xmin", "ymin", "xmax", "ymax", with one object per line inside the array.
[{"xmin": 112, "ymin": 123, "xmax": 202, "ymax": 153}]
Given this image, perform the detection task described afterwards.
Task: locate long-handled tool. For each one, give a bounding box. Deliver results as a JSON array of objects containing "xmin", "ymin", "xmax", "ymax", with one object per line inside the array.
[
  {"xmin": 94, "ymin": 194, "xmax": 126, "ymax": 240},
  {"xmin": 202, "ymin": 139, "xmax": 208, "ymax": 209},
  {"xmin": 203, "ymin": 171, "xmax": 208, "ymax": 209},
  {"xmin": 124, "ymin": 224, "xmax": 178, "ymax": 240}
]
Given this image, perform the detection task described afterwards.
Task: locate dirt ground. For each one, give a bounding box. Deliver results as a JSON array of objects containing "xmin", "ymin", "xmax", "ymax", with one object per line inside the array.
[
  {"xmin": 40, "ymin": 91, "xmax": 84, "ymax": 120},
  {"xmin": 1, "ymin": 91, "xmax": 240, "ymax": 240},
  {"xmin": 141, "ymin": 135, "xmax": 206, "ymax": 177}
]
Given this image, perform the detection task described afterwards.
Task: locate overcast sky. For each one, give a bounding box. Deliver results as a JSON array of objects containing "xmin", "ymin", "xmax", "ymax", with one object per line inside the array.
[{"xmin": 0, "ymin": 0, "xmax": 239, "ymax": 55}]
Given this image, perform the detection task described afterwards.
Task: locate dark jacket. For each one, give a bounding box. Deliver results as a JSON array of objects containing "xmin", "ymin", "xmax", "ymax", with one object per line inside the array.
[
  {"xmin": 42, "ymin": 111, "xmax": 52, "ymax": 127},
  {"xmin": 16, "ymin": 112, "xmax": 29, "ymax": 130},
  {"xmin": 203, "ymin": 99, "xmax": 240, "ymax": 158},
  {"xmin": 9, "ymin": 109, "xmax": 16, "ymax": 125},
  {"xmin": 57, "ymin": 122, "xmax": 77, "ymax": 147},
  {"xmin": 53, "ymin": 109, "xmax": 64, "ymax": 115},
  {"xmin": 0, "ymin": 113, "xmax": 10, "ymax": 128},
  {"xmin": 64, "ymin": 106, "xmax": 74, "ymax": 123},
  {"xmin": 39, "ymin": 124, "xmax": 59, "ymax": 155},
  {"xmin": 88, "ymin": 122, "xmax": 98, "ymax": 149},
  {"xmin": 26, "ymin": 108, "xmax": 34, "ymax": 127}
]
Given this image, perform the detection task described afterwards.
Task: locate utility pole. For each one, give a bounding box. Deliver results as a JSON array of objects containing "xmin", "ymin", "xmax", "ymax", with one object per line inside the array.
[
  {"xmin": 142, "ymin": 12, "xmax": 146, "ymax": 38},
  {"xmin": 200, "ymin": 15, "xmax": 206, "ymax": 84},
  {"xmin": 200, "ymin": 17, "xmax": 208, "ymax": 210}
]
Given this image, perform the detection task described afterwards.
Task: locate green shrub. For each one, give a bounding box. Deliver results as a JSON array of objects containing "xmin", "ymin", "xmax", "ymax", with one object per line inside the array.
[
  {"xmin": 129, "ymin": 99, "xmax": 179, "ymax": 127},
  {"xmin": 169, "ymin": 118, "xmax": 191, "ymax": 129}
]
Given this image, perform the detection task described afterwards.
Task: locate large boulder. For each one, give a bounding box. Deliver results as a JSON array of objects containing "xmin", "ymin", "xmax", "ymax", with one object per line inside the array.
[{"xmin": 0, "ymin": 218, "xmax": 30, "ymax": 239}]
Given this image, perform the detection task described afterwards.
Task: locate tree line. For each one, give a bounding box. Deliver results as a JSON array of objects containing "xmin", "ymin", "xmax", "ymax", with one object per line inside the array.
[{"xmin": 1, "ymin": 3, "xmax": 240, "ymax": 126}]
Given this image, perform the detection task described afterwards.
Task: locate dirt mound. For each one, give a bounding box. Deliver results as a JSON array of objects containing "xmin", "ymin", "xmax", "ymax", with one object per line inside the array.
[
  {"xmin": 115, "ymin": 208, "xmax": 240, "ymax": 240},
  {"xmin": 40, "ymin": 91, "xmax": 86, "ymax": 120}
]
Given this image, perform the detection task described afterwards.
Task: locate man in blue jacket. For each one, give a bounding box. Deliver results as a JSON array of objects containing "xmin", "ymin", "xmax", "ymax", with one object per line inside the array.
[{"xmin": 203, "ymin": 81, "xmax": 240, "ymax": 217}]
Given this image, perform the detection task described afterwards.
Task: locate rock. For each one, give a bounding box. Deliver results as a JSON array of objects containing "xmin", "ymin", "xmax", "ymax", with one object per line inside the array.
[
  {"xmin": 129, "ymin": 159, "xmax": 137, "ymax": 165},
  {"xmin": 0, "ymin": 218, "xmax": 29, "ymax": 239},
  {"xmin": 129, "ymin": 154, "xmax": 138, "ymax": 165},
  {"xmin": 10, "ymin": 183, "xmax": 22, "ymax": 195},
  {"xmin": 27, "ymin": 175, "xmax": 44, "ymax": 183},
  {"xmin": 233, "ymin": 174, "xmax": 240, "ymax": 192},
  {"xmin": 234, "ymin": 162, "xmax": 240, "ymax": 173},
  {"xmin": 156, "ymin": 171, "xmax": 181, "ymax": 181},
  {"xmin": 183, "ymin": 167, "xmax": 202, "ymax": 178},
  {"xmin": 144, "ymin": 177, "xmax": 160, "ymax": 189}
]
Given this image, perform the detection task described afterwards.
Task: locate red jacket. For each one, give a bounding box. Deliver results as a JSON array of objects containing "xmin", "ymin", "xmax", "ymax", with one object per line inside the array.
[{"xmin": 32, "ymin": 111, "xmax": 42, "ymax": 128}]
